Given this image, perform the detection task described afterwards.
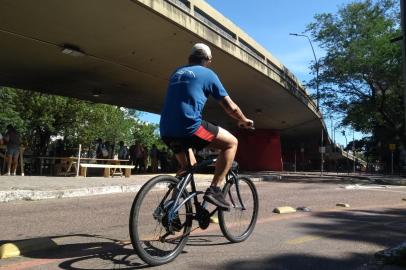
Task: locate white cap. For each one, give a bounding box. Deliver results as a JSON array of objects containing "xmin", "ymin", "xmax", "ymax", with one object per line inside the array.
[{"xmin": 191, "ymin": 43, "xmax": 212, "ymax": 59}]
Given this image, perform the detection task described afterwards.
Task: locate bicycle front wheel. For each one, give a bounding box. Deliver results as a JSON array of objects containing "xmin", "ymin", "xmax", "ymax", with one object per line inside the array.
[
  {"xmin": 129, "ymin": 175, "xmax": 193, "ymax": 266},
  {"xmin": 219, "ymin": 176, "xmax": 259, "ymax": 243}
]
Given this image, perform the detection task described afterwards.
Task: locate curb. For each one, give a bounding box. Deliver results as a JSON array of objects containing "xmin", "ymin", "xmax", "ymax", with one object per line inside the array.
[
  {"xmin": 241, "ymin": 174, "xmax": 281, "ymax": 182},
  {"xmin": 0, "ymin": 238, "xmax": 57, "ymax": 259},
  {"xmin": 262, "ymin": 175, "xmax": 282, "ymax": 181},
  {"xmin": 0, "ymin": 185, "xmax": 143, "ymax": 203},
  {"xmin": 0, "ymin": 181, "xmax": 212, "ymax": 203},
  {"xmin": 373, "ymin": 179, "xmax": 406, "ymax": 186}
]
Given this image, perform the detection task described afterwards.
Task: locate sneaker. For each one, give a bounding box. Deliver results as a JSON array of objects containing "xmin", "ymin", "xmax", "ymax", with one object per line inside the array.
[{"xmin": 203, "ymin": 186, "xmax": 230, "ymax": 210}]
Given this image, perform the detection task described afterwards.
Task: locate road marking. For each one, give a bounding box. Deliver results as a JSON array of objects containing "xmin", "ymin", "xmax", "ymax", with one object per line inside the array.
[
  {"xmin": 286, "ymin": 235, "xmax": 322, "ymax": 244},
  {"xmin": 0, "ymin": 258, "xmax": 64, "ymax": 270}
]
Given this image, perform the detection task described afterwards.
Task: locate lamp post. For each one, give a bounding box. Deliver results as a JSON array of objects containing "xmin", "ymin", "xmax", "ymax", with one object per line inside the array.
[
  {"xmin": 289, "ymin": 33, "xmax": 320, "ymax": 111},
  {"xmin": 290, "ymin": 33, "xmax": 323, "ymax": 174},
  {"xmin": 352, "ymin": 130, "xmax": 356, "ymax": 173},
  {"xmin": 342, "ymin": 130, "xmax": 349, "ymax": 174},
  {"xmin": 402, "ymin": 0, "xmax": 406, "ymax": 138}
]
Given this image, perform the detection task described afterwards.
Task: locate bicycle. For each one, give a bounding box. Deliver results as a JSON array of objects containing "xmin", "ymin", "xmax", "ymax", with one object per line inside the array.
[{"xmin": 129, "ymin": 151, "xmax": 259, "ymax": 266}]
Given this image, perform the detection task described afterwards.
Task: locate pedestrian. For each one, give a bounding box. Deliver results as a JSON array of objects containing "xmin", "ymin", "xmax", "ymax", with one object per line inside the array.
[
  {"xmin": 95, "ymin": 138, "xmax": 104, "ymax": 159},
  {"xmin": 118, "ymin": 141, "xmax": 129, "ymax": 161},
  {"xmin": 159, "ymin": 147, "xmax": 169, "ymax": 172},
  {"xmin": 131, "ymin": 142, "xmax": 145, "ymax": 173},
  {"xmin": 150, "ymin": 144, "xmax": 159, "ymax": 173},
  {"xmin": 3, "ymin": 125, "xmax": 21, "ymax": 176}
]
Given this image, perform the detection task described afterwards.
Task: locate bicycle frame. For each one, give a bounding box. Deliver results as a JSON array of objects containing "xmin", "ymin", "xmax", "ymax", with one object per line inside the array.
[{"xmin": 165, "ymin": 159, "xmax": 246, "ymax": 223}]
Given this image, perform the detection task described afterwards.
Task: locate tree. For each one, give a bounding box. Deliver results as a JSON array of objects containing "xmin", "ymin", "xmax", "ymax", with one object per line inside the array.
[
  {"xmin": 306, "ymin": 0, "xmax": 404, "ymax": 171},
  {"xmin": 0, "ymin": 87, "xmax": 163, "ymax": 157},
  {"xmin": 0, "ymin": 88, "xmax": 24, "ymax": 132}
]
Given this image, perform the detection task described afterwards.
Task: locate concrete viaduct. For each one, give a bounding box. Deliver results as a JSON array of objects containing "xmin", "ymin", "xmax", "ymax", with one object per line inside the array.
[{"xmin": 0, "ymin": 0, "xmax": 337, "ymax": 171}]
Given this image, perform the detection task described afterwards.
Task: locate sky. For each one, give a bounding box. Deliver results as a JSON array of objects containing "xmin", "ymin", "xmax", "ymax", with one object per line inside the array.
[{"xmin": 139, "ymin": 0, "xmax": 364, "ymax": 147}]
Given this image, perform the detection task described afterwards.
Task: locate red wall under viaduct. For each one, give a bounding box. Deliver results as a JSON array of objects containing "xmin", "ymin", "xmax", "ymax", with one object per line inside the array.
[{"xmin": 235, "ymin": 129, "xmax": 282, "ymax": 171}]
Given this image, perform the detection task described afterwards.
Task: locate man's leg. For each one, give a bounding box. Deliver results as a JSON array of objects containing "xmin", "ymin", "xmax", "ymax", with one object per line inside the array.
[
  {"xmin": 6, "ymin": 154, "xmax": 12, "ymax": 175},
  {"xmin": 175, "ymin": 149, "xmax": 196, "ymax": 176},
  {"xmin": 201, "ymin": 127, "xmax": 237, "ymax": 210},
  {"xmin": 207, "ymin": 127, "xmax": 238, "ymax": 186},
  {"xmin": 11, "ymin": 154, "xmax": 18, "ymax": 175}
]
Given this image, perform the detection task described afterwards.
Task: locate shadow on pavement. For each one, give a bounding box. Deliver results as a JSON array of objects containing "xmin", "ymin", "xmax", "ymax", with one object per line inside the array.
[
  {"xmin": 186, "ymin": 234, "xmax": 232, "ymax": 247},
  {"xmin": 222, "ymin": 208, "xmax": 406, "ymax": 270},
  {"xmin": 274, "ymin": 175, "xmax": 373, "ymax": 185},
  {"xmin": 6, "ymin": 234, "xmax": 148, "ymax": 269},
  {"xmin": 222, "ymin": 252, "xmax": 377, "ymax": 270},
  {"xmin": 9, "ymin": 233, "xmax": 232, "ymax": 269}
]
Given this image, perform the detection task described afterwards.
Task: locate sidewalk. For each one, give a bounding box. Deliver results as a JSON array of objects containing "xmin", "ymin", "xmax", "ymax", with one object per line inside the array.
[
  {"xmin": 0, "ymin": 174, "xmax": 214, "ymax": 203},
  {"xmin": 0, "ymin": 172, "xmax": 271, "ymax": 203},
  {"xmin": 278, "ymin": 171, "xmax": 406, "ymax": 186}
]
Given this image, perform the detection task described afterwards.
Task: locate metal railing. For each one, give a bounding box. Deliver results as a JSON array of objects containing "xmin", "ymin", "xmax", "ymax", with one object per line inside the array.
[
  {"xmin": 162, "ymin": 0, "xmax": 313, "ymax": 109},
  {"xmin": 194, "ymin": 11, "xmax": 236, "ymax": 41},
  {"xmin": 238, "ymin": 41, "xmax": 266, "ymax": 62},
  {"xmin": 165, "ymin": 0, "xmax": 191, "ymax": 13}
]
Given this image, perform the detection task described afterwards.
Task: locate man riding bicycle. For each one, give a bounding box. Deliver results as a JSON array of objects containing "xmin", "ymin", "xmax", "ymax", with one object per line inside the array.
[{"xmin": 160, "ymin": 43, "xmax": 254, "ymax": 210}]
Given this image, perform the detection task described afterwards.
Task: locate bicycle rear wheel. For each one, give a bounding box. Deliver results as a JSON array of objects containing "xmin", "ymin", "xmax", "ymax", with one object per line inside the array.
[
  {"xmin": 129, "ymin": 175, "xmax": 193, "ymax": 266},
  {"xmin": 219, "ymin": 176, "xmax": 259, "ymax": 243}
]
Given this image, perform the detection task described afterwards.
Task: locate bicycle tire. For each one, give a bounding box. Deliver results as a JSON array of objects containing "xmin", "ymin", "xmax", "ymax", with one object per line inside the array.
[
  {"xmin": 129, "ymin": 175, "xmax": 193, "ymax": 266},
  {"xmin": 218, "ymin": 176, "xmax": 259, "ymax": 243}
]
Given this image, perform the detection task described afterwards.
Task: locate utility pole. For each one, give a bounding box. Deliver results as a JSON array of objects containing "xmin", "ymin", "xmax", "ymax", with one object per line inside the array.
[
  {"xmin": 321, "ymin": 127, "xmax": 324, "ymax": 175},
  {"xmin": 353, "ymin": 130, "xmax": 355, "ymax": 173},
  {"xmin": 290, "ymin": 33, "xmax": 324, "ymax": 175},
  {"xmin": 342, "ymin": 130, "xmax": 349, "ymax": 174}
]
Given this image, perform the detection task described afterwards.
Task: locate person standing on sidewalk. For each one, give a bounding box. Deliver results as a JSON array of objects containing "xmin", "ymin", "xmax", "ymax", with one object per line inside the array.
[
  {"xmin": 150, "ymin": 144, "xmax": 159, "ymax": 173},
  {"xmin": 4, "ymin": 125, "xmax": 21, "ymax": 176}
]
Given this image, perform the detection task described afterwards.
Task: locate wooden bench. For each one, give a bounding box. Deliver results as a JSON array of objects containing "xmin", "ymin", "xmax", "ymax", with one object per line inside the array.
[{"xmin": 80, "ymin": 163, "xmax": 135, "ymax": 178}]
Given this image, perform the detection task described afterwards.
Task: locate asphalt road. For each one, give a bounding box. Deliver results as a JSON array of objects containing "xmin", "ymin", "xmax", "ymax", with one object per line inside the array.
[{"xmin": 1, "ymin": 177, "xmax": 406, "ymax": 270}]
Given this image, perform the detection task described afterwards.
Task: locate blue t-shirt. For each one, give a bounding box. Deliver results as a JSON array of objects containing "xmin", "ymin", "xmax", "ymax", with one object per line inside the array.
[{"xmin": 160, "ymin": 65, "xmax": 229, "ymax": 137}]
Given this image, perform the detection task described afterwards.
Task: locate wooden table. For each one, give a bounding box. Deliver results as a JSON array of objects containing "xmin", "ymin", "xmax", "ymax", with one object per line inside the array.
[{"xmin": 35, "ymin": 157, "xmax": 129, "ymax": 176}]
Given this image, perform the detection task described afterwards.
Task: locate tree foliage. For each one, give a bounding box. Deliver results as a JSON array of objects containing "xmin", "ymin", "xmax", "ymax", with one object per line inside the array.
[
  {"xmin": 0, "ymin": 87, "xmax": 162, "ymax": 155},
  {"xmin": 307, "ymin": 0, "xmax": 403, "ymax": 134},
  {"xmin": 306, "ymin": 0, "xmax": 404, "ymax": 168}
]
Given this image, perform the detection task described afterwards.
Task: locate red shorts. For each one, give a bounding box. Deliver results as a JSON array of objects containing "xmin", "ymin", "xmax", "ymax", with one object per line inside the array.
[{"xmin": 162, "ymin": 120, "xmax": 219, "ymax": 154}]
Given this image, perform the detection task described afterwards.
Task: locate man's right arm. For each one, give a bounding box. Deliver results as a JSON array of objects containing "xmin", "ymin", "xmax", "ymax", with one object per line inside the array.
[{"xmin": 219, "ymin": 96, "xmax": 254, "ymax": 128}]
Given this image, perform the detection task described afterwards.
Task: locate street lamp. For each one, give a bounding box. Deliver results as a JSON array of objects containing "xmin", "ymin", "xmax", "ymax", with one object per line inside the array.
[
  {"xmin": 352, "ymin": 130, "xmax": 356, "ymax": 173},
  {"xmin": 290, "ymin": 33, "xmax": 324, "ymax": 174},
  {"xmin": 342, "ymin": 130, "xmax": 349, "ymax": 174},
  {"xmin": 289, "ymin": 33, "xmax": 320, "ymax": 111}
]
